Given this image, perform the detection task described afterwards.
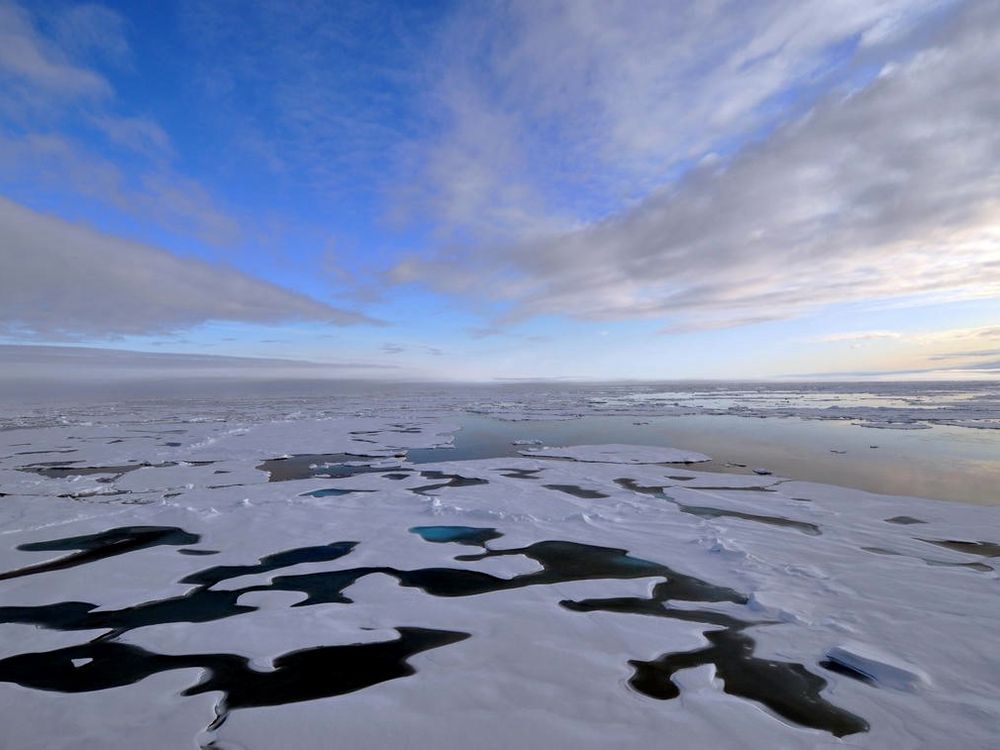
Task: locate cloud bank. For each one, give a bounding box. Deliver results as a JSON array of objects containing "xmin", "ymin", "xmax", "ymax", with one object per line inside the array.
[
  {"xmin": 402, "ymin": 0, "xmax": 947, "ymax": 236},
  {"xmin": 0, "ymin": 198, "xmax": 378, "ymax": 337},
  {"xmin": 395, "ymin": 1, "xmax": 1000, "ymax": 331},
  {"xmin": 0, "ymin": 344, "xmax": 398, "ymax": 376}
]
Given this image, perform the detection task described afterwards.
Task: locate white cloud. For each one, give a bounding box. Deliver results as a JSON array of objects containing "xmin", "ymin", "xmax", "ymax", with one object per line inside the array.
[
  {"xmin": 400, "ymin": 0, "xmax": 950, "ymax": 238},
  {"xmin": 0, "ymin": 1, "xmax": 240, "ymax": 247},
  {"xmin": 812, "ymin": 330, "xmax": 902, "ymax": 343},
  {"xmin": 0, "ymin": 0, "xmax": 114, "ymax": 102},
  {"xmin": 797, "ymin": 323, "xmax": 1000, "ymax": 376},
  {"xmin": 0, "ymin": 131, "xmax": 239, "ymax": 245},
  {"xmin": 90, "ymin": 114, "xmax": 173, "ymax": 159},
  {"xmin": 50, "ymin": 3, "xmax": 130, "ymax": 64},
  {"xmin": 0, "ymin": 198, "xmax": 379, "ymax": 338},
  {"xmin": 395, "ymin": 2, "xmax": 1000, "ymax": 331},
  {"xmin": 930, "ymin": 325, "xmax": 1000, "ymax": 342}
]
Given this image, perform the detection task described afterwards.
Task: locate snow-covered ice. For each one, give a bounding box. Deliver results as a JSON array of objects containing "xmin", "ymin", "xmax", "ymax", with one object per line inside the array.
[{"xmin": 0, "ymin": 394, "xmax": 998, "ymax": 749}]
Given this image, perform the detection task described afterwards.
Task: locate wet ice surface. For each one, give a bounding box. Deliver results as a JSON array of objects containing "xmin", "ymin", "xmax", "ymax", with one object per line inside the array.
[{"xmin": 0, "ymin": 388, "xmax": 999, "ymax": 749}]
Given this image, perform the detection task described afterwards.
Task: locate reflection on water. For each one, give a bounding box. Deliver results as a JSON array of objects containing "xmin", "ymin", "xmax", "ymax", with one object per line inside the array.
[
  {"xmin": 594, "ymin": 383, "xmax": 995, "ymax": 412},
  {"xmin": 407, "ymin": 414, "xmax": 1000, "ymax": 504}
]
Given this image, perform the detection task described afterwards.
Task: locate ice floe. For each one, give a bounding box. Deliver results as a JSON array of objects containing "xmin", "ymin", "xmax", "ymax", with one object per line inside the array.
[
  {"xmin": 0, "ymin": 397, "xmax": 997, "ymax": 749},
  {"xmin": 824, "ymin": 642, "xmax": 931, "ymax": 691},
  {"xmin": 519, "ymin": 443, "xmax": 711, "ymax": 464}
]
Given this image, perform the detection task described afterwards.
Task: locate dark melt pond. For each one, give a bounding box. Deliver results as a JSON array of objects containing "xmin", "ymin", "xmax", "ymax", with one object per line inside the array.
[
  {"xmin": 257, "ymin": 453, "xmax": 405, "ymax": 482},
  {"xmin": 0, "ymin": 523, "xmax": 868, "ymax": 737}
]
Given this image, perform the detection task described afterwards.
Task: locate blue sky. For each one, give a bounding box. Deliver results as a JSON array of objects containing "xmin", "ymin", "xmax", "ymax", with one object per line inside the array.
[{"xmin": 2, "ymin": 0, "xmax": 999, "ymax": 380}]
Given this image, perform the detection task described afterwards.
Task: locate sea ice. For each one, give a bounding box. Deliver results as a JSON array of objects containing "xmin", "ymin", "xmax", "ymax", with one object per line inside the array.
[
  {"xmin": 825, "ymin": 641, "xmax": 930, "ymax": 691},
  {"xmin": 0, "ymin": 397, "xmax": 997, "ymax": 749}
]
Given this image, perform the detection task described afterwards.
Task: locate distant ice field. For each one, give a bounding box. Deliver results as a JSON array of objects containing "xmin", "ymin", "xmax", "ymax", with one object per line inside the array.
[
  {"xmin": 5, "ymin": 380, "xmax": 997, "ymax": 504},
  {"xmin": 408, "ymin": 413, "xmax": 1000, "ymax": 505}
]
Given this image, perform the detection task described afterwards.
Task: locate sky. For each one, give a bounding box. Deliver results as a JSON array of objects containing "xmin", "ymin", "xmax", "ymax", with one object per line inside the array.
[{"xmin": 1, "ymin": 0, "xmax": 999, "ymax": 382}]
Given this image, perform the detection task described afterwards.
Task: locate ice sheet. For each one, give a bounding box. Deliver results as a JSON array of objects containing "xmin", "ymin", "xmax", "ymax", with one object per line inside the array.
[{"xmin": 0, "ymin": 398, "xmax": 997, "ymax": 749}]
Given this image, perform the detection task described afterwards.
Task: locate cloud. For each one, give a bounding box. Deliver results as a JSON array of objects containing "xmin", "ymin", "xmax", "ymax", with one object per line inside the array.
[
  {"xmin": 0, "ymin": 344, "xmax": 400, "ymax": 373},
  {"xmin": 393, "ymin": 1, "xmax": 1000, "ymax": 331},
  {"xmin": 812, "ymin": 330, "xmax": 902, "ymax": 343},
  {"xmin": 49, "ymin": 3, "xmax": 130, "ymax": 64},
  {"xmin": 786, "ymin": 363, "xmax": 1000, "ymax": 380},
  {"xmin": 0, "ymin": 198, "xmax": 380, "ymax": 338},
  {"xmin": 398, "ymin": 0, "xmax": 950, "ymax": 239},
  {"xmin": 0, "ymin": 0, "xmax": 115, "ymax": 103},
  {"xmin": 0, "ymin": 131, "xmax": 240, "ymax": 245},
  {"xmin": 175, "ymin": 1, "xmax": 430, "ymax": 201},
  {"xmin": 918, "ymin": 325, "xmax": 1000, "ymax": 361},
  {"xmin": 90, "ymin": 114, "xmax": 173, "ymax": 159},
  {"xmin": 0, "ymin": 1, "xmax": 240, "ymax": 247},
  {"xmin": 794, "ymin": 323, "xmax": 1000, "ymax": 376},
  {"xmin": 929, "ymin": 348, "xmax": 1000, "ymax": 361},
  {"xmin": 947, "ymin": 326, "xmax": 1000, "ymax": 341},
  {"xmin": 0, "ymin": 346, "xmax": 407, "ymax": 395},
  {"xmin": 381, "ymin": 343, "xmax": 445, "ymax": 356}
]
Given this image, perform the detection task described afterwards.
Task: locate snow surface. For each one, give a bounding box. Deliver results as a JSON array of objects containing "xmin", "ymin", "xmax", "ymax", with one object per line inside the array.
[{"xmin": 0, "ymin": 399, "xmax": 998, "ymax": 749}]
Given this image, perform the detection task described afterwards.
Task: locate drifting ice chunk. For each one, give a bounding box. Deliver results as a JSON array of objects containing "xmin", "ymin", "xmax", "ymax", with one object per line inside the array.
[
  {"xmin": 854, "ymin": 420, "xmax": 931, "ymax": 430},
  {"xmin": 519, "ymin": 443, "xmax": 710, "ymax": 464},
  {"xmin": 826, "ymin": 641, "xmax": 930, "ymax": 691}
]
